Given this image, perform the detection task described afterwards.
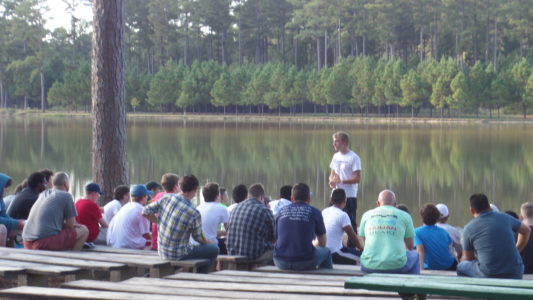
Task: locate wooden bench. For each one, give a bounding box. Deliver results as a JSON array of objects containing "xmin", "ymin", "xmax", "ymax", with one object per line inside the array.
[
  {"xmin": 0, "ymin": 259, "xmax": 81, "ymax": 287},
  {"xmin": 344, "ymin": 273, "xmax": 533, "ymax": 300},
  {"xmin": 0, "ymin": 248, "xmax": 127, "ymax": 282},
  {"xmin": 217, "ymin": 255, "xmax": 272, "ymax": 270},
  {"xmin": 0, "ymin": 264, "xmax": 27, "ymax": 287},
  {"xmin": 254, "ymin": 265, "xmax": 366, "ymax": 276}
]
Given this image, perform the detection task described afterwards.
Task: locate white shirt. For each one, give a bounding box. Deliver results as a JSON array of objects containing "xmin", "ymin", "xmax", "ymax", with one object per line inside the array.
[
  {"xmin": 269, "ymin": 198, "xmax": 291, "ymax": 216},
  {"xmin": 193, "ymin": 202, "xmax": 229, "ymax": 244},
  {"xmin": 329, "ymin": 150, "xmax": 362, "ymax": 198},
  {"xmin": 227, "ymin": 203, "xmax": 238, "ymax": 215},
  {"xmin": 103, "ymin": 199, "xmax": 122, "ymax": 223},
  {"xmin": 107, "ymin": 202, "xmax": 149, "ymax": 249},
  {"xmin": 437, "ymin": 222, "xmax": 463, "ymax": 255},
  {"xmin": 322, "ymin": 206, "xmax": 351, "ymax": 253}
]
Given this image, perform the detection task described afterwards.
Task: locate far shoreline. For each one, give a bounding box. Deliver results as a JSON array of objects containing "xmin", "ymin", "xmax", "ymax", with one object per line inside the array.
[{"xmin": 2, "ymin": 108, "xmax": 533, "ymax": 125}]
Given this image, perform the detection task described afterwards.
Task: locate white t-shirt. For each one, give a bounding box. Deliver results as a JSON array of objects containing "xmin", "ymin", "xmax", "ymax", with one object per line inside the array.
[
  {"xmin": 193, "ymin": 202, "xmax": 229, "ymax": 244},
  {"xmin": 107, "ymin": 202, "xmax": 149, "ymax": 249},
  {"xmin": 269, "ymin": 198, "xmax": 291, "ymax": 216},
  {"xmin": 329, "ymin": 150, "xmax": 362, "ymax": 198},
  {"xmin": 227, "ymin": 203, "xmax": 238, "ymax": 215},
  {"xmin": 103, "ymin": 199, "xmax": 122, "ymax": 224},
  {"xmin": 322, "ymin": 206, "xmax": 351, "ymax": 253}
]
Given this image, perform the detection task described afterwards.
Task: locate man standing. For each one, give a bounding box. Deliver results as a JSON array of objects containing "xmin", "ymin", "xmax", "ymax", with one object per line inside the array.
[
  {"xmin": 359, "ymin": 190, "xmax": 419, "ymax": 274},
  {"xmin": 8, "ymin": 172, "xmax": 47, "ymax": 219},
  {"xmin": 143, "ymin": 175, "xmax": 218, "ymax": 273},
  {"xmin": 227, "ymin": 183, "xmax": 275, "ymax": 261},
  {"xmin": 23, "ymin": 172, "xmax": 89, "ymax": 251},
  {"xmin": 274, "ymin": 183, "xmax": 332, "ymax": 270},
  {"xmin": 457, "ymin": 194, "xmax": 530, "ymax": 279},
  {"xmin": 329, "ymin": 131, "xmax": 361, "ymax": 235}
]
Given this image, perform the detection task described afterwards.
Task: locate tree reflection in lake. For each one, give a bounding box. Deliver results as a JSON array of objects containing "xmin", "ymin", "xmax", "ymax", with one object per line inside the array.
[{"xmin": 1, "ymin": 116, "xmax": 532, "ymax": 227}]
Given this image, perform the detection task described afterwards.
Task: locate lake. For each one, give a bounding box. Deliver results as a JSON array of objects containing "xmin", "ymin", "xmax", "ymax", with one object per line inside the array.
[{"xmin": 1, "ymin": 116, "xmax": 533, "ymax": 227}]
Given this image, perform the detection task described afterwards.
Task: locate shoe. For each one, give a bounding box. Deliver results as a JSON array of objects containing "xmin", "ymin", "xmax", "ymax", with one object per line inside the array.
[{"xmin": 83, "ymin": 242, "xmax": 95, "ymax": 249}]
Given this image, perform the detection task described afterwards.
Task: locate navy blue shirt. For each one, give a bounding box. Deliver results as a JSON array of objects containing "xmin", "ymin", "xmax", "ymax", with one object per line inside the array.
[
  {"xmin": 463, "ymin": 211, "xmax": 523, "ymax": 278},
  {"xmin": 274, "ymin": 202, "xmax": 326, "ymax": 262}
]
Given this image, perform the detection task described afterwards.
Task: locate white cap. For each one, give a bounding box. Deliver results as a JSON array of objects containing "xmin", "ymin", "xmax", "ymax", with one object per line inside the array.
[
  {"xmin": 490, "ymin": 203, "xmax": 500, "ymax": 212},
  {"xmin": 436, "ymin": 203, "xmax": 449, "ymax": 218}
]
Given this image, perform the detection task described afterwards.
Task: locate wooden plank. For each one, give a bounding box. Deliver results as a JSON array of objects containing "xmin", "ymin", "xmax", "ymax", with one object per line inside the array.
[
  {"xmin": 0, "ymin": 249, "xmax": 126, "ymax": 271},
  {"xmin": 0, "ymin": 259, "xmax": 79, "ymax": 276},
  {"xmin": 0, "ymin": 266, "xmax": 25, "ymax": 277},
  {"xmin": 254, "ymin": 265, "xmax": 366, "ymax": 276},
  {"xmin": 126, "ymin": 277, "xmax": 397, "ymax": 297},
  {"xmin": 0, "ymin": 286, "xmax": 228, "ymax": 300},
  {"xmin": 167, "ymin": 272, "xmax": 343, "ymax": 287},
  {"xmin": 344, "ymin": 276, "xmax": 533, "ymax": 300},
  {"xmin": 214, "ymin": 270, "xmax": 350, "ymax": 282},
  {"xmin": 83, "ymin": 245, "xmax": 158, "ymax": 256},
  {"xmin": 365, "ymin": 273, "xmax": 533, "ymax": 288},
  {"xmin": 63, "ymin": 279, "xmax": 390, "ymax": 300}
]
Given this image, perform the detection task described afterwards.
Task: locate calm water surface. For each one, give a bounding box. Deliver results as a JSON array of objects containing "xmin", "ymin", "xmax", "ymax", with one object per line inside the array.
[{"xmin": 1, "ymin": 116, "xmax": 533, "ymax": 227}]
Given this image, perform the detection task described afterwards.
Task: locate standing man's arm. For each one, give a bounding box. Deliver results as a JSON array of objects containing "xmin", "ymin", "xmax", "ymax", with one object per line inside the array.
[
  {"xmin": 516, "ymin": 223, "xmax": 531, "ymax": 252},
  {"xmin": 341, "ymin": 170, "xmax": 361, "ymax": 185},
  {"xmin": 329, "ymin": 170, "xmax": 339, "ymax": 188}
]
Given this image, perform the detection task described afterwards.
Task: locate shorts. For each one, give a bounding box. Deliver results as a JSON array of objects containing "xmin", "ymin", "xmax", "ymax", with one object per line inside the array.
[{"xmin": 23, "ymin": 228, "xmax": 77, "ymax": 250}]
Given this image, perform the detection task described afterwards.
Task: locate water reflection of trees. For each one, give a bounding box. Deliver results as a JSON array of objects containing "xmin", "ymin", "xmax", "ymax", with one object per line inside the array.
[{"xmin": 1, "ymin": 118, "xmax": 533, "ymax": 226}]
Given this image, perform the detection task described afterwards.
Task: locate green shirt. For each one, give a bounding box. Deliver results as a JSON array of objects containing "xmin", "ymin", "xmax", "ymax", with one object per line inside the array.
[{"xmin": 359, "ymin": 205, "xmax": 415, "ymax": 270}]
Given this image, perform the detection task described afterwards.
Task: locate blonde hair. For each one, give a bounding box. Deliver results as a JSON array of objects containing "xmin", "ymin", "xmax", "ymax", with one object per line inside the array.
[
  {"xmin": 521, "ymin": 202, "xmax": 533, "ymax": 219},
  {"xmin": 332, "ymin": 131, "xmax": 349, "ymax": 144}
]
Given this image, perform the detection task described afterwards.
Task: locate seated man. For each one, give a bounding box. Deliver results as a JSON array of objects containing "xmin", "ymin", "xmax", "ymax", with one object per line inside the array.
[
  {"xmin": 269, "ymin": 185, "xmax": 292, "ymax": 217},
  {"xmin": 274, "ymin": 183, "xmax": 332, "ymax": 270},
  {"xmin": 151, "ymin": 173, "xmax": 180, "ymax": 250},
  {"xmin": 227, "ymin": 184, "xmax": 247, "ymax": 215},
  {"xmin": 359, "ymin": 190, "xmax": 419, "ymax": 274},
  {"xmin": 227, "ymin": 183, "xmax": 275, "ymax": 261},
  {"xmin": 22, "ymin": 172, "xmax": 88, "ymax": 251},
  {"xmin": 8, "ymin": 172, "xmax": 47, "ymax": 219},
  {"xmin": 322, "ymin": 188, "xmax": 364, "ymax": 265},
  {"xmin": 435, "ymin": 203, "xmax": 463, "ymax": 260},
  {"xmin": 107, "ymin": 184, "xmax": 151, "ymax": 249},
  {"xmin": 415, "ymin": 204, "xmax": 456, "ymax": 270},
  {"xmin": 1, "ymin": 173, "xmax": 25, "ymax": 246},
  {"xmin": 520, "ymin": 202, "xmax": 533, "ymax": 274},
  {"xmin": 458, "ymin": 194, "xmax": 530, "ymax": 279},
  {"xmin": 143, "ymin": 175, "xmax": 218, "ymax": 273},
  {"xmin": 75, "ymin": 183, "xmax": 108, "ymax": 247},
  {"xmin": 193, "ymin": 182, "xmax": 229, "ymax": 247},
  {"xmin": 102, "ymin": 185, "xmax": 130, "ymax": 224}
]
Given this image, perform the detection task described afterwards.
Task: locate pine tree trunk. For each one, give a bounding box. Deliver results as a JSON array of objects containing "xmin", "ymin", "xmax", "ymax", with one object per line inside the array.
[
  {"xmin": 91, "ymin": 0, "xmax": 129, "ymax": 205},
  {"xmin": 316, "ymin": 37, "xmax": 321, "ymax": 71},
  {"xmin": 324, "ymin": 30, "xmax": 328, "ymax": 68},
  {"xmin": 40, "ymin": 70, "xmax": 45, "ymax": 112},
  {"xmin": 0, "ymin": 76, "xmax": 4, "ymax": 109}
]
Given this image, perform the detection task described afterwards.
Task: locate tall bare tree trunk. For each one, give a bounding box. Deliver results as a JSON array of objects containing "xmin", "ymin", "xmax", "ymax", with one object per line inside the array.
[
  {"xmin": 324, "ymin": 30, "xmax": 328, "ymax": 68},
  {"xmin": 40, "ymin": 70, "xmax": 45, "ymax": 112},
  {"xmin": 92, "ymin": 0, "xmax": 129, "ymax": 204}
]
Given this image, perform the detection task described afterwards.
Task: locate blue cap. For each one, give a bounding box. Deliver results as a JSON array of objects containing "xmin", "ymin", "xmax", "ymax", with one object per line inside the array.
[
  {"xmin": 85, "ymin": 183, "xmax": 104, "ymax": 195},
  {"xmin": 131, "ymin": 184, "xmax": 153, "ymax": 197}
]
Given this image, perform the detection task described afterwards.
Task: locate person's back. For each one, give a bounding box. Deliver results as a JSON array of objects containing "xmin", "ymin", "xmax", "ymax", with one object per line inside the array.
[
  {"xmin": 520, "ymin": 202, "xmax": 533, "ymax": 274},
  {"xmin": 23, "ymin": 189, "xmax": 73, "ymax": 241},
  {"xmin": 75, "ymin": 183, "xmax": 106, "ymax": 244},
  {"xmin": 7, "ymin": 172, "xmax": 47, "ymax": 220},
  {"xmin": 194, "ymin": 183, "xmax": 229, "ymax": 244},
  {"xmin": 269, "ymin": 185, "xmax": 292, "ymax": 217},
  {"xmin": 227, "ymin": 183, "xmax": 275, "ymax": 260}
]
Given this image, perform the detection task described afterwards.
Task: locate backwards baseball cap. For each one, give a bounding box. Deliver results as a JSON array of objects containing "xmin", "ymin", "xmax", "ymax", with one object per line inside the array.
[
  {"xmin": 131, "ymin": 184, "xmax": 153, "ymax": 197},
  {"xmin": 145, "ymin": 181, "xmax": 162, "ymax": 191},
  {"xmin": 85, "ymin": 183, "xmax": 104, "ymax": 195},
  {"xmin": 436, "ymin": 203, "xmax": 449, "ymax": 218}
]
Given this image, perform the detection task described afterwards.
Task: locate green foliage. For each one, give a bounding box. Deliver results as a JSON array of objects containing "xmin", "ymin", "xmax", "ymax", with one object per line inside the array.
[
  {"xmin": 46, "ymin": 60, "xmax": 90, "ymax": 110},
  {"xmin": 147, "ymin": 60, "xmax": 185, "ymax": 108}
]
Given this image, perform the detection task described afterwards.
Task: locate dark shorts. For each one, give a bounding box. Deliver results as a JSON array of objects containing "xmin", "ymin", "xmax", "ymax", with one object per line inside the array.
[{"xmin": 23, "ymin": 228, "xmax": 77, "ymax": 250}]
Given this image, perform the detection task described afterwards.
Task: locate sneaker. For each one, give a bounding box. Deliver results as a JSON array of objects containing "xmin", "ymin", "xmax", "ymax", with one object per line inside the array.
[{"xmin": 83, "ymin": 242, "xmax": 95, "ymax": 249}]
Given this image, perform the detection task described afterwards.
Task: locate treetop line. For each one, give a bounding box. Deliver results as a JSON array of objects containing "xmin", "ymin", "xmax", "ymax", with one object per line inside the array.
[{"xmin": 0, "ymin": 0, "xmax": 532, "ymax": 118}]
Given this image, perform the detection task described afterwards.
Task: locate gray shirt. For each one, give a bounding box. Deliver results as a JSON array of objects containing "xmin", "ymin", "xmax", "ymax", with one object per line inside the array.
[
  {"xmin": 22, "ymin": 189, "xmax": 77, "ymax": 241},
  {"xmin": 463, "ymin": 211, "xmax": 523, "ymax": 277}
]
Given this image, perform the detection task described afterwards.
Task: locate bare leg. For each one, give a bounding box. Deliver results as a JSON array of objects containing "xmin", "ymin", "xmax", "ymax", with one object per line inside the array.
[
  {"xmin": 72, "ymin": 225, "xmax": 89, "ymax": 251},
  {"xmin": 0, "ymin": 225, "xmax": 7, "ymax": 247}
]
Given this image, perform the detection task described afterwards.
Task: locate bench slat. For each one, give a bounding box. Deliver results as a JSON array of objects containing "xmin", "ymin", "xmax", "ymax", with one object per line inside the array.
[
  {"xmin": 366, "ymin": 273, "xmax": 533, "ymax": 288},
  {"xmin": 0, "ymin": 258, "xmax": 80, "ymax": 275},
  {"xmin": 254, "ymin": 265, "xmax": 366, "ymax": 276},
  {"xmin": 214, "ymin": 270, "xmax": 349, "ymax": 281},
  {"xmin": 344, "ymin": 276, "xmax": 533, "ymax": 300},
  {"xmin": 168, "ymin": 272, "xmax": 342, "ymax": 286}
]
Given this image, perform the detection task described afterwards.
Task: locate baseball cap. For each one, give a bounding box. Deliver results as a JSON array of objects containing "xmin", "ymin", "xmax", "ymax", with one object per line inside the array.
[
  {"xmin": 85, "ymin": 183, "xmax": 104, "ymax": 195},
  {"xmin": 131, "ymin": 184, "xmax": 153, "ymax": 197},
  {"xmin": 436, "ymin": 203, "xmax": 449, "ymax": 218},
  {"xmin": 145, "ymin": 181, "xmax": 162, "ymax": 191}
]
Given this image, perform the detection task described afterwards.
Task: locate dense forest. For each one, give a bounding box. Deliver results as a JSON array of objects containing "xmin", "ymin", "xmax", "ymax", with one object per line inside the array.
[{"xmin": 0, "ymin": 0, "xmax": 532, "ymax": 117}]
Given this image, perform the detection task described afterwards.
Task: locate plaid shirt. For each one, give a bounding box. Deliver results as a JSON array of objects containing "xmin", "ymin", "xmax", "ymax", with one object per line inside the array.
[
  {"xmin": 143, "ymin": 194, "xmax": 205, "ymax": 260},
  {"xmin": 227, "ymin": 198, "xmax": 276, "ymax": 260}
]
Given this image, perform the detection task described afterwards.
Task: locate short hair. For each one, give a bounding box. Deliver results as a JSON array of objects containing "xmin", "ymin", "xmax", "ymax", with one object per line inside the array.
[
  {"xmin": 280, "ymin": 185, "xmax": 292, "ymax": 200},
  {"xmin": 220, "ymin": 187, "xmax": 227, "ymax": 196},
  {"xmin": 330, "ymin": 188, "xmax": 346, "ymax": 205},
  {"xmin": 52, "ymin": 172, "xmax": 69, "ymax": 188},
  {"xmin": 505, "ymin": 210, "xmax": 519, "ymax": 219},
  {"xmin": 161, "ymin": 173, "xmax": 179, "ymax": 192},
  {"xmin": 469, "ymin": 193, "xmax": 490, "ymax": 213},
  {"xmin": 521, "ymin": 202, "xmax": 533, "ymax": 219},
  {"xmin": 4, "ymin": 178, "xmax": 12, "ymax": 189},
  {"xmin": 332, "ymin": 131, "xmax": 349, "ymax": 144},
  {"xmin": 14, "ymin": 179, "xmax": 27, "ymax": 194},
  {"xmin": 397, "ymin": 204, "xmax": 410, "ymax": 214},
  {"xmin": 114, "ymin": 185, "xmax": 130, "ymax": 201},
  {"xmin": 39, "ymin": 169, "xmax": 54, "ymax": 183},
  {"xmin": 179, "ymin": 175, "xmax": 199, "ymax": 193},
  {"xmin": 248, "ymin": 183, "xmax": 265, "ymax": 199},
  {"xmin": 202, "ymin": 182, "xmax": 220, "ymax": 202},
  {"xmin": 420, "ymin": 204, "xmax": 440, "ymax": 225},
  {"xmin": 292, "ymin": 183, "xmax": 310, "ymax": 202},
  {"xmin": 27, "ymin": 172, "xmax": 46, "ymax": 190},
  {"xmin": 232, "ymin": 184, "xmax": 247, "ymax": 203}
]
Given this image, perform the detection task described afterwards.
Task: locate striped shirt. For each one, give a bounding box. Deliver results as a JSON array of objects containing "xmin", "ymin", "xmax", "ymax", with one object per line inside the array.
[
  {"xmin": 227, "ymin": 198, "xmax": 276, "ymax": 260},
  {"xmin": 143, "ymin": 194, "xmax": 205, "ymax": 260}
]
